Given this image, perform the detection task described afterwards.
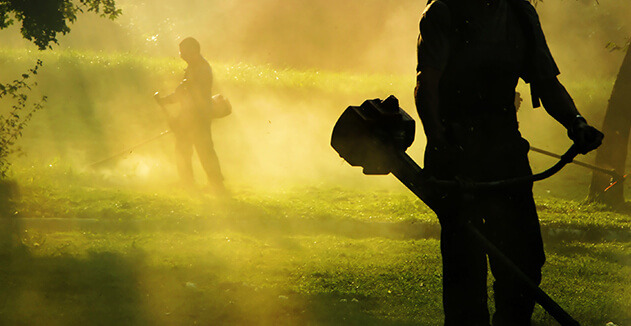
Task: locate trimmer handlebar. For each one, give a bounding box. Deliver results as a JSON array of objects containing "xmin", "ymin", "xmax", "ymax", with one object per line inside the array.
[{"xmin": 331, "ymin": 95, "xmax": 580, "ymax": 193}]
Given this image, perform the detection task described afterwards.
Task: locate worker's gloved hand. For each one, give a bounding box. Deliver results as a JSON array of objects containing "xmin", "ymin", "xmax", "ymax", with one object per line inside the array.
[
  {"xmin": 567, "ymin": 116, "xmax": 604, "ymax": 154},
  {"xmin": 153, "ymin": 92, "xmax": 164, "ymax": 105}
]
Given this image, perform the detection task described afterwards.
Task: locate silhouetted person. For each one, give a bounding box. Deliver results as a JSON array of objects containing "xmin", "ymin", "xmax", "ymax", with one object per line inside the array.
[
  {"xmin": 155, "ymin": 37, "xmax": 227, "ymax": 196},
  {"xmin": 415, "ymin": 1, "xmax": 603, "ymax": 325}
]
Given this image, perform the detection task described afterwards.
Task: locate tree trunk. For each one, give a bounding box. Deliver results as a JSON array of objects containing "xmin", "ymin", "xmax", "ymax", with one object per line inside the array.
[{"xmin": 588, "ymin": 49, "xmax": 631, "ymax": 205}]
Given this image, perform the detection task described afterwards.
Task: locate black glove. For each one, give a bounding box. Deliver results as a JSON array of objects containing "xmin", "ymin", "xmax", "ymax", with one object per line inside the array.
[{"xmin": 567, "ymin": 115, "xmax": 604, "ymax": 154}]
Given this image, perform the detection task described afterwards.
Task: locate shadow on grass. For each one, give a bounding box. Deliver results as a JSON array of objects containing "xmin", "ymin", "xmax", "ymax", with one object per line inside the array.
[
  {"xmin": 0, "ymin": 250, "xmax": 149, "ymax": 325},
  {"xmin": 0, "ymin": 247, "xmax": 436, "ymax": 325},
  {"xmin": 7, "ymin": 184, "xmax": 628, "ymax": 325},
  {"xmin": 175, "ymin": 283, "xmax": 429, "ymax": 326},
  {"xmin": 222, "ymin": 200, "xmax": 441, "ymax": 241},
  {"xmin": 0, "ymin": 179, "xmax": 147, "ymax": 325},
  {"xmin": 1, "ymin": 196, "xmax": 431, "ymax": 326},
  {"xmin": 156, "ymin": 197, "xmax": 442, "ymax": 242}
]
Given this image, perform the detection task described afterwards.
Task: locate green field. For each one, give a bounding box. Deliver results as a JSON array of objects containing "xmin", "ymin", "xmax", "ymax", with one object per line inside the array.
[{"xmin": 1, "ymin": 50, "xmax": 630, "ymax": 325}]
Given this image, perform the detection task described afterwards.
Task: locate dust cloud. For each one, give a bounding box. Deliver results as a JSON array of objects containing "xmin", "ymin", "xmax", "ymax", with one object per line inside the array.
[
  {"xmin": 0, "ymin": 2, "xmax": 629, "ymax": 324},
  {"xmin": 0, "ymin": 0, "xmax": 629, "ymax": 194}
]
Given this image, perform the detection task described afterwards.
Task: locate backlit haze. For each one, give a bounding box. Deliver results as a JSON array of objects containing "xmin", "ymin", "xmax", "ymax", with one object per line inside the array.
[{"xmin": 0, "ymin": 0, "xmax": 629, "ymax": 196}]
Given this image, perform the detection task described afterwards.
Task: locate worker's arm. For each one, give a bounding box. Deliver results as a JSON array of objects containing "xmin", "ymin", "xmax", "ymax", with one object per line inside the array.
[
  {"xmin": 155, "ymin": 80, "xmax": 189, "ymax": 106},
  {"xmin": 158, "ymin": 92, "xmax": 179, "ymax": 105},
  {"xmin": 415, "ymin": 67, "xmax": 447, "ymax": 150},
  {"xmin": 535, "ymin": 77, "xmax": 604, "ymax": 154},
  {"xmin": 415, "ymin": 1, "xmax": 451, "ymax": 150}
]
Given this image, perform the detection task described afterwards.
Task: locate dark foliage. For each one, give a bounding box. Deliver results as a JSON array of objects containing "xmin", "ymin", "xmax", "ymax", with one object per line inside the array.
[
  {"xmin": 0, "ymin": 0, "xmax": 120, "ymax": 50},
  {"xmin": 0, "ymin": 60, "xmax": 47, "ymax": 178}
]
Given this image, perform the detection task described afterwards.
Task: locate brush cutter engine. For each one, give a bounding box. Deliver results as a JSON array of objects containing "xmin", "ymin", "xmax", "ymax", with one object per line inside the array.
[{"xmin": 330, "ymin": 95, "xmax": 415, "ymax": 175}]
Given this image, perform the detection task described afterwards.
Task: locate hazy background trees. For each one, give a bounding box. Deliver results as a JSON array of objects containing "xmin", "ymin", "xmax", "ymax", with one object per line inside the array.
[
  {"xmin": 2, "ymin": 0, "xmax": 627, "ymax": 75},
  {"xmin": 0, "ymin": 0, "xmax": 120, "ymax": 177},
  {"xmin": 0, "ymin": 0, "xmax": 629, "ymax": 200}
]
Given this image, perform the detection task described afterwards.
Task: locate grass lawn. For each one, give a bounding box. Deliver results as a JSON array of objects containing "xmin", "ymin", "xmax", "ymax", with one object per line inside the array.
[
  {"xmin": 1, "ymin": 170, "xmax": 630, "ymax": 326},
  {"xmin": 1, "ymin": 49, "xmax": 630, "ymax": 325}
]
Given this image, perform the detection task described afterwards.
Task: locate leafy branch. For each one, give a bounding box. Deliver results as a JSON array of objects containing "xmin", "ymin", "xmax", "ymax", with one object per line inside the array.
[
  {"xmin": 0, "ymin": 60, "xmax": 47, "ymax": 178},
  {"xmin": 0, "ymin": 1, "xmax": 119, "ymax": 179},
  {"xmin": 0, "ymin": 0, "xmax": 121, "ymax": 50}
]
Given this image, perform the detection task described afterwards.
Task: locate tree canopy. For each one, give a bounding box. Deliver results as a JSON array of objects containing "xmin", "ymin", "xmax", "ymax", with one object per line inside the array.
[{"xmin": 0, "ymin": 0, "xmax": 120, "ymax": 50}]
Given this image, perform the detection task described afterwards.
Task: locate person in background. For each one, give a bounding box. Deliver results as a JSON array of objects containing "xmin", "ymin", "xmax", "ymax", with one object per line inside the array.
[
  {"xmin": 414, "ymin": 0, "xmax": 603, "ymax": 325},
  {"xmin": 155, "ymin": 37, "xmax": 227, "ymax": 196}
]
